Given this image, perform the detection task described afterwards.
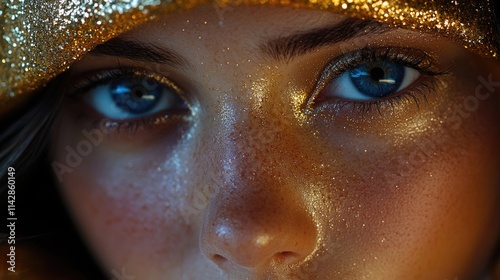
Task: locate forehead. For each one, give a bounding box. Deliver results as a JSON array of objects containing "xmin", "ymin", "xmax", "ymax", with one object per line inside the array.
[{"xmin": 125, "ymin": 6, "xmax": 342, "ymax": 47}]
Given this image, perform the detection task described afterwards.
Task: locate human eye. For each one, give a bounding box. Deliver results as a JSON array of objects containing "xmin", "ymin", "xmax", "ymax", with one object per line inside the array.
[
  {"xmin": 308, "ymin": 47, "xmax": 448, "ymax": 114},
  {"xmin": 65, "ymin": 68, "xmax": 191, "ymax": 134}
]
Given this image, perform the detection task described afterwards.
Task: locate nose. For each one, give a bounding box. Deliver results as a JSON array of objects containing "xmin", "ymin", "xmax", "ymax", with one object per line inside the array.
[
  {"xmin": 199, "ymin": 117, "xmax": 317, "ymax": 271},
  {"xmin": 201, "ymin": 187, "xmax": 317, "ymax": 270}
]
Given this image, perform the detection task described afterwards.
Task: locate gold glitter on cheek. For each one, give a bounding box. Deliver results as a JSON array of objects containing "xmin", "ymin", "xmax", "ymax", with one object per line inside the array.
[
  {"xmin": 289, "ymin": 85, "xmax": 310, "ymax": 125},
  {"xmin": 1, "ymin": 0, "xmax": 499, "ymax": 116}
]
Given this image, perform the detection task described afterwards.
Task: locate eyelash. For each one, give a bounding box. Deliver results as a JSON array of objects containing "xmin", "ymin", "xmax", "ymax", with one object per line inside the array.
[
  {"xmin": 65, "ymin": 67, "xmax": 190, "ymax": 135},
  {"xmin": 308, "ymin": 47, "xmax": 449, "ymax": 115}
]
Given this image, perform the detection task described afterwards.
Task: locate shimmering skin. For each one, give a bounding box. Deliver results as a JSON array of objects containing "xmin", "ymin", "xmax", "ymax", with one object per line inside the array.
[
  {"xmin": 50, "ymin": 6, "xmax": 500, "ymax": 280},
  {"xmin": 1, "ymin": 0, "xmax": 500, "ymax": 116}
]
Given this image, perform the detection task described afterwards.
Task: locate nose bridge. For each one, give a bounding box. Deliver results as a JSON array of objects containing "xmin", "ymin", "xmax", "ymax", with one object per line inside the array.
[
  {"xmin": 218, "ymin": 87, "xmax": 293, "ymax": 174},
  {"xmin": 195, "ymin": 72, "xmax": 299, "ymax": 193},
  {"xmin": 228, "ymin": 115, "xmax": 283, "ymax": 175},
  {"xmin": 210, "ymin": 103, "xmax": 296, "ymax": 206}
]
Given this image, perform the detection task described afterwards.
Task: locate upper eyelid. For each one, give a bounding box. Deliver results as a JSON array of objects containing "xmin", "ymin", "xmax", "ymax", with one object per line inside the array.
[
  {"xmin": 65, "ymin": 67, "xmax": 184, "ymax": 97},
  {"xmin": 325, "ymin": 48, "xmax": 435, "ymax": 75},
  {"xmin": 65, "ymin": 68, "xmax": 136, "ymax": 95}
]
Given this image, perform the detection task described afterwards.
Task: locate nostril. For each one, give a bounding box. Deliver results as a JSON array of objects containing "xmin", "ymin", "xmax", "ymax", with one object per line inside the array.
[
  {"xmin": 211, "ymin": 251, "xmax": 301, "ymax": 269},
  {"xmin": 211, "ymin": 254, "xmax": 233, "ymax": 270},
  {"xmin": 274, "ymin": 251, "xmax": 301, "ymax": 263},
  {"xmin": 212, "ymin": 254, "xmax": 228, "ymax": 264}
]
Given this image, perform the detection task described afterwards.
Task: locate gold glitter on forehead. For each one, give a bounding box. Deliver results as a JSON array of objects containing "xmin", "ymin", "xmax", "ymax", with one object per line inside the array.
[{"xmin": 1, "ymin": 0, "xmax": 499, "ymax": 116}]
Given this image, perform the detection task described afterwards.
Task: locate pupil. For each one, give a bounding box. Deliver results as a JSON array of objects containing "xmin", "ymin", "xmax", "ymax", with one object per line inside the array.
[
  {"xmin": 370, "ymin": 67, "xmax": 385, "ymax": 82},
  {"xmin": 134, "ymin": 89, "xmax": 144, "ymax": 99},
  {"xmin": 349, "ymin": 61, "xmax": 405, "ymax": 98}
]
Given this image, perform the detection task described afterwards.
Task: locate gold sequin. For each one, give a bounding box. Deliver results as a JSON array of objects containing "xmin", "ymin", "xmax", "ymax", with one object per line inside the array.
[{"xmin": 1, "ymin": 0, "xmax": 499, "ymax": 116}]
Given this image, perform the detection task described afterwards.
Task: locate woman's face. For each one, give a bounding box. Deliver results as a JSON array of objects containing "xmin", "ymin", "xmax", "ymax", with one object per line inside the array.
[{"xmin": 51, "ymin": 5, "xmax": 500, "ymax": 280}]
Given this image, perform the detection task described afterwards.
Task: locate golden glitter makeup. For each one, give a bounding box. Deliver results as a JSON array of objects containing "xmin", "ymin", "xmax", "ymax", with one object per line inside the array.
[{"xmin": 1, "ymin": 0, "xmax": 499, "ymax": 116}]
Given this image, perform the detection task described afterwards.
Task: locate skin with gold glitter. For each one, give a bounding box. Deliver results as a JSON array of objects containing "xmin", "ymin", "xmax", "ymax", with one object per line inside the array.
[
  {"xmin": 50, "ymin": 5, "xmax": 500, "ymax": 280},
  {"xmin": 1, "ymin": 0, "xmax": 498, "ymax": 115}
]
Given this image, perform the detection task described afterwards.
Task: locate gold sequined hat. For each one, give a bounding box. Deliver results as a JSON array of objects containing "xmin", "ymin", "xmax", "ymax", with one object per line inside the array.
[{"xmin": 1, "ymin": 0, "xmax": 499, "ymax": 116}]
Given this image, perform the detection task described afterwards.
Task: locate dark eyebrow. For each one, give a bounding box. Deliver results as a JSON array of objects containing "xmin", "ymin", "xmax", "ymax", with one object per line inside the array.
[
  {"xmin": 89, "ymin": 37, "xmax": 191, "ymax": 68},
  {"xmin": 261, "ymin": 18, "xmax": 390, "ymax": 62}
]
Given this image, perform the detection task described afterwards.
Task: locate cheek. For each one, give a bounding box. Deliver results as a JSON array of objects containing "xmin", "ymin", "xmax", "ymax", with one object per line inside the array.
[
  {"xmin": 52, "ymin": 128, "xmax": 200, "ymax": 277},
  {"xmin": 307, "ymin": 85, "xmax": 500, "ymax": 277},
  {"xmin": 310, "ymin": 136, "xmax": 499, "ymax": 278},
  {"xmin": 361, "ymin": 149, "xmax": 499, "ymax": 277}
]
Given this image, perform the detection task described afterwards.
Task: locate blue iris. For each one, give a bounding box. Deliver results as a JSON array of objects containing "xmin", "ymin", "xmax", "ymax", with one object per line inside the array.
[
  {"xmin": 349, "ymin": 61, "xmax": 405, "ymax": 98},
  {"xmin": 110, "ymin": 78, "xmax": 162, "ymax": 114}
]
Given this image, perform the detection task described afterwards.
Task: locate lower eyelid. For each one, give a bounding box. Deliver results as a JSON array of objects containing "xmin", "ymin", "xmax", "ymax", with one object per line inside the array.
[{"xmin": 68, "ymin": 107, "xmax": 192, "ymax": 146}]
